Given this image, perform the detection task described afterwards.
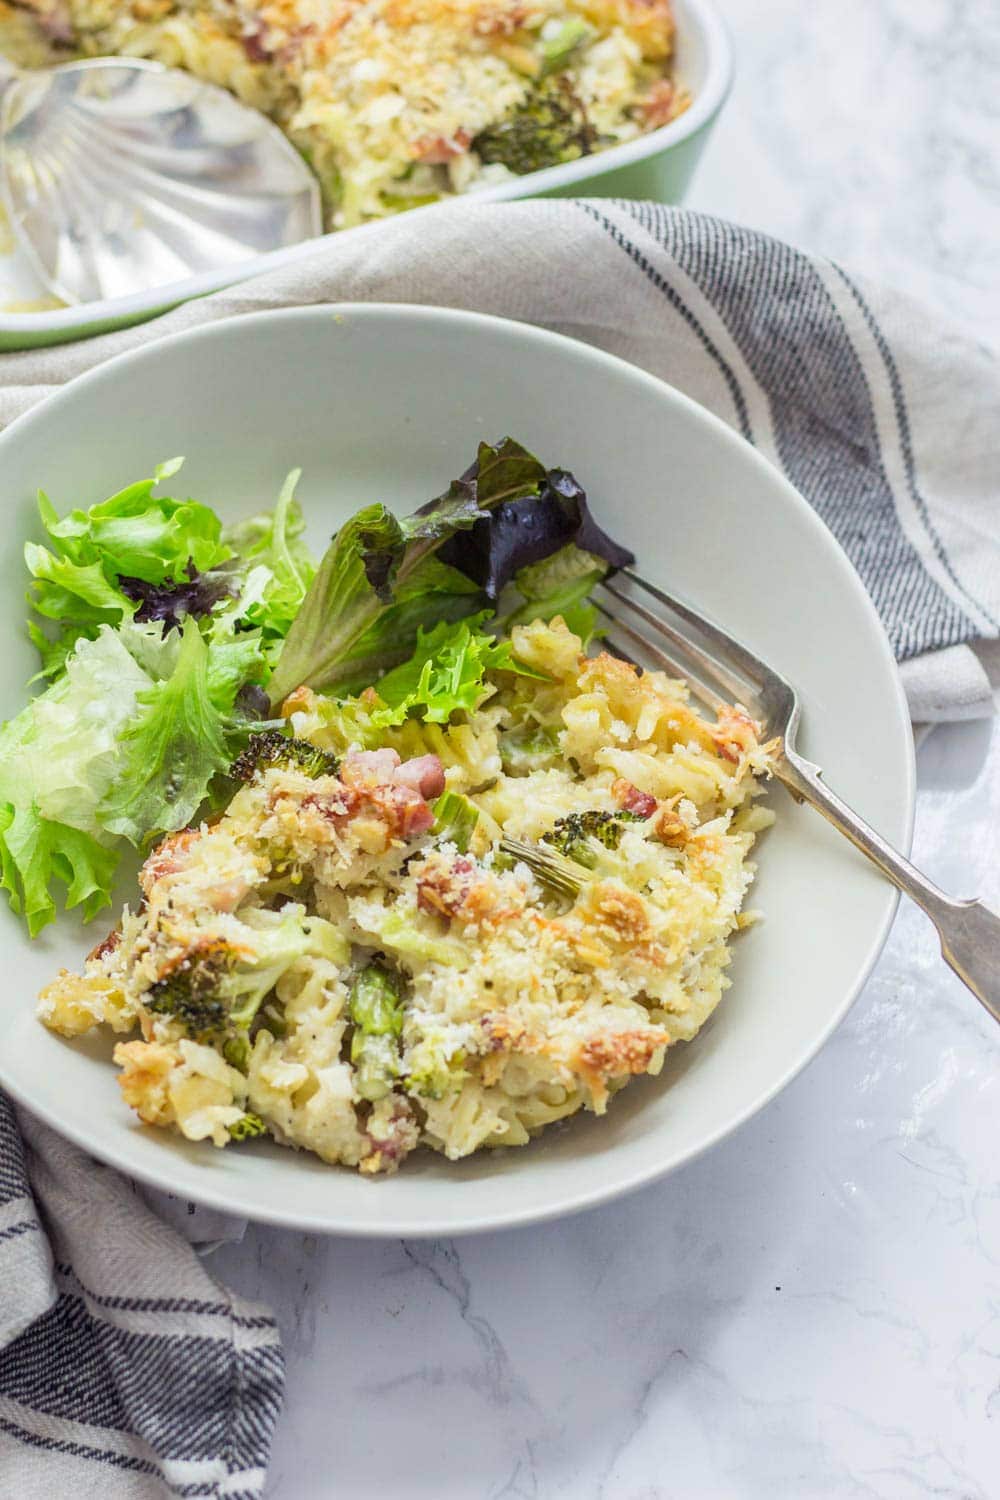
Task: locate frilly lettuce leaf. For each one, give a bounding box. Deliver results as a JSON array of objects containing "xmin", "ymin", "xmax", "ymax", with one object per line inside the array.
[
  {"xmin": 0, "ymin": 614, "xmax": 269, "ymax": 930},
  {"xmin": 26, "ymin": 458, "xmax": 233, "ymax": 675},
  {"xmin": 97, "ymin": 619, "xmax": 234, "ymax": 843},
  {"xmin": 0, "ymin": 629, "xmax": 154, "ymax": 934},
  {"xmin": 0, "ymin": 802, "xmax": 117, "ymax": 937},
  {"xmin": 223, "ymin": 469, "xmax": 316, "ymax": 646},
  {"xmin": 118, "ymin": 565, "xmax": 236, "ymax": 631},
  {"xmin": 504, "ymin": 542, "xmax": 607, "ymax": 642},
  {"xmin": 0, "ymin": 629, "xmax": 153, "ymax": 840},
  {"xmin": 37, "ymin": 458, "xmax": 227, "ymax": 583},
  {"xmin": 371, "ymin": 615, "xmax": 543, "ymax": 726},
  {"xmin": 267, "ymin": 503, "xmax": 481, "ymax": 704},
  {"xmin": 268, "ymin": 438, "xmax": 631, "ymax": 703}
]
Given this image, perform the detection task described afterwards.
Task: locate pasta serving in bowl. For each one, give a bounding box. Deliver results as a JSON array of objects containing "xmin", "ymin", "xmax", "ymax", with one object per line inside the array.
[
  {"xmin": 0, "ymin": 305, "xmax": 912, "ymax": 1234},
  {"xmin": 39, "ymin": 610, "xmax": 775, "ymax": 1174}
]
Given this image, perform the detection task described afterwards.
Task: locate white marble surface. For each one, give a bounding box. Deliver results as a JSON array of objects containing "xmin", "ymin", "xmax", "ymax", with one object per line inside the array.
[{"xmin": 212, "ymin": 4, "xmax": 1000, "ymax": 1495}]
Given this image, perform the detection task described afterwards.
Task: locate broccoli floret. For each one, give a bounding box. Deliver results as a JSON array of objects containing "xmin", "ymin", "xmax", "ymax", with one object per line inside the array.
[
  {"xmin": 144, "ymin": 910, "xmax": 344, "ymax": 1067},
  {"xmin": 542, "ymin": 810, "xmax": 643, "ymax": 867},
  {"xmin": 348, "ymin": 964, "xmax": 405, "ymax": 1102},
  {"xmin": 229, "ymin": 729, "xmax": 340, "ymax": 783},
  {"xmin": 431, "ymin": 791, "xmax": 479, "ymax": 853},
  {"xmin": 145, "ymin": 952, "xmax": 230, "ymax": 1036},
  {"xmin": 472, "ymin": 81, "xmax": 596, "ymax": 176},
  {"xmin": 228, "ymin": 1112, "xmax": 268, "ymax": 1142},
  {"xmin": 145, "ymin": 945, "xmax": 275, "ymax": 1043}
]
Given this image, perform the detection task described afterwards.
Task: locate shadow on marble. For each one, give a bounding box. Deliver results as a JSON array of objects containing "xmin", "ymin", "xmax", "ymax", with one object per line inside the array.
[
  {"xmin": 918, "ymin": 716, "xmax": 993, "ymax": 791},
  {"xmin": 214, "ymin": 1057, "xmax": 843, "ymax": 1498}
]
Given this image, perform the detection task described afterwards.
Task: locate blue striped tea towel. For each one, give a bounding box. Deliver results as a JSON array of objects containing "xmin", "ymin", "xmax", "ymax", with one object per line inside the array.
[{"xmin": 1, "ymin": 200, "xmax": 997, "ymax": 1496}]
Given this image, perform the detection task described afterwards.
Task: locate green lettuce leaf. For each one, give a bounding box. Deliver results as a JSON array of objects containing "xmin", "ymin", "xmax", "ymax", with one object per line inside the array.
[
  {"xmin": 97, "ymin": 619, "xmax": 235, "ymax": 843},
  {"xmin": 0, "ymin": 628, "xmax": 154, "ymax": 840},
  {"xmin": 0, "ymin": 628, "xmax": 156, "ymax": 934},
  {"xmin": 0, "ymin": 801, "xmax": 117, "ymax": 937},
  {"xmin": 504, "ymin": 542, "xmax": 607, "ymax": 643},
  {"xmin": 327, "ymin": 558, "xmax": 480, "ymax": 698},
  {"xmin": 267, "ymin": 438, "xmax": 553, "ymax": 703},
  {"xmin": 25, "ymin": 543, "xmax": 133, "ymax": 625},
  {"xmin": 266, "ymin": 499, "xmax": 483, "ymax": 704},
  {"xmin": 223, "ymin": 469, "xmax": 317, "ymax": 645},
  {"xmin": 37, "ymin": 458, "xmax": 228, "ymax": 583},
  {"xmin": 27, "ymin": 621, "xmax": 97, "ymax": 683},
  {"xmin": 370, "ymin": 615, "xmax": 540, "ymax": 725},
  {"xmin": 26, "ymin": 458, "xmax": 234, "ymax": 675}
]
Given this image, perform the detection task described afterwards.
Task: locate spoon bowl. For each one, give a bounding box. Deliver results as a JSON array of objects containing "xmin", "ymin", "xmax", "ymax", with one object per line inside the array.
[{"xmin": 0, "ymin": 55, "xmax": 322, "ymax": 304}]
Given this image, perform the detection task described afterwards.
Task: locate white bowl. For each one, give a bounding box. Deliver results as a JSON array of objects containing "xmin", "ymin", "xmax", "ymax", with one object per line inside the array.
[
  {"xmin": 0, "ymin": 0, "xmax": 732, "ymax": 350},
  {"xmin": 0, "ymin": 304, "xmax": 914, "ymax": 1236}
]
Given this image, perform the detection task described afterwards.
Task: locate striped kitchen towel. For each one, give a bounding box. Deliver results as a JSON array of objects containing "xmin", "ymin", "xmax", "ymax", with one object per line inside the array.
[
  {"xmin": 1, "ymin": 198, "xmax": 997, "ymax": 719},
  {"xmin": 0, "ymin": 1097, "xmax": 283, "ymax": 1496},
  {"xmin": 2, "ymin": 198, "xmax": 998, "ymax": 1497}
]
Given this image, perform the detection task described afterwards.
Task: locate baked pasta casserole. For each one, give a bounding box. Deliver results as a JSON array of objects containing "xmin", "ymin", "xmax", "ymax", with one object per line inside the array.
[
  {"xmin": 40, "ymin": 617, "xmax": 775, "ymax": 1175},
  {"xmin": 0, "ymin": 0, "xmax": 690, "ymax": 225}
]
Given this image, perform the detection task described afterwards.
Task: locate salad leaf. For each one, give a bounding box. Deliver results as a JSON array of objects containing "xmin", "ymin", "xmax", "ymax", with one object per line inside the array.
[
  {"xmin": 0, "ymin": 629, "xmax": 155, "ymax": 934},
  {"xmin": 26, "ymin": 459, "xmax": 235, "ymax": 674},
  {"xmin": 267, "ymin": 500, "xmax": 483, "ymax": 704},
  {"xmin": 27, "ymin": 620, "xmax": 96, "ymax": 683},
  {"xmin": 505, "ymin": 542, "xmax": 607, "ymax": 642},
  {"xmin": 267, "ymin": 437, "xmax": 608, "ymax": 704},
  {"xmin": 204, "ymin": 629, "xmax": 270, "ymax": 712},
  {"xmin": 0, "ymin": 629, "xmax": 153, "ymax": 840},
  {"xmin": 37, "ymin": 459, "xmax": 228, "ymax": 583},
  {"xmin": 97, "ymin": 619, "xmax": 236, "ymax": 843},
  {"xmin": 223, "ymin": 469, "xmax": 316, "ymax": 644},
  {"xmin": 437, "ymin": 454, "xmax": 633, "ymax": 600},
  {"xmin": 25, "ymin": 542, "xmax": 133, "ymax": 625},
  {"xmin": 331, "ymin": 559, "xmax": 480, "ymax": 698},
  {"xmin": 0, "ymin": 802, "xmax": 117, "ymax": 937},
  {"xmin": 371, "ymin": 614, "xmax": 540, "ymax": 725},
  {"xmin": 118, "ymin": 564, "xmax": 236, "ymax": 631}
]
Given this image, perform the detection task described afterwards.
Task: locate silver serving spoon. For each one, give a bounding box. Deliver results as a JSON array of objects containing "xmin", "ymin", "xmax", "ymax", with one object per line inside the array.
[{"xmin": 0, "ymin": 55, "xmax": 322, "ymax": 305}]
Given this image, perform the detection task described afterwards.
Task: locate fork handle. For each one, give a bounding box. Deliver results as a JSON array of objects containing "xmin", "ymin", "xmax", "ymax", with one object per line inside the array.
[{"xmin": 778, "ymin": 752, "xmax": 1000, "ymax": 1023}]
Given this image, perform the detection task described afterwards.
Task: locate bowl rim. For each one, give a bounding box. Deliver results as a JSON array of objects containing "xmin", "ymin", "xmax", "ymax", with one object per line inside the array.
[
  {"xmin": 0, "ymin": 302, "xmax": 915, "ymax": 1236},
  {"xmin": 0, "ymin": 0, "xmax": 733, "ymax": 338}
]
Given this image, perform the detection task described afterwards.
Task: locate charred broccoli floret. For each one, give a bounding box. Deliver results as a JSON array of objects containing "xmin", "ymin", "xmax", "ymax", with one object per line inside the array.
[
  {"xmin": 229, "ymin": 729, "xmax": 340, "ymax": 783},
  {"xmin": 472, "ymin": 81, "xmax": 596, "ymax": 176},
  {"xmin": 144, "ymin": 910, "xmax": 347, "ymax": 1069},
  {"xmin": 542, "ymin": 810, "xmax": 644, "ymax": 868},
  {"xmin": 144, "ymin": 946, "xmax": 233, "ymax": 1037},
  {"xmin": 145, "ymin": 944, "xmax": 275, "ymax": 1042}
]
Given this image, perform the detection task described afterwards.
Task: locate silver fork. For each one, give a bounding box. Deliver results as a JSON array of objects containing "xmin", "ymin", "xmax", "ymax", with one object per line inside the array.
[{"xmin": 595, "ymin": 570, "xmax": 1000, "ymax": 1023}]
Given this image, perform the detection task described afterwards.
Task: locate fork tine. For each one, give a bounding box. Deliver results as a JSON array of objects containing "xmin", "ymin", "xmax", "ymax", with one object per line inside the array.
[
  {"xmin": 623, "ymin": 569, "xmax": 775, "ymax": 689},
  {"xmin": 592, "ymin": 599, "xmax": 727, "ymax": 715},
  {"xmin": 599, "ymin": 577, "xmax": 752, "ymax": 706}
]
